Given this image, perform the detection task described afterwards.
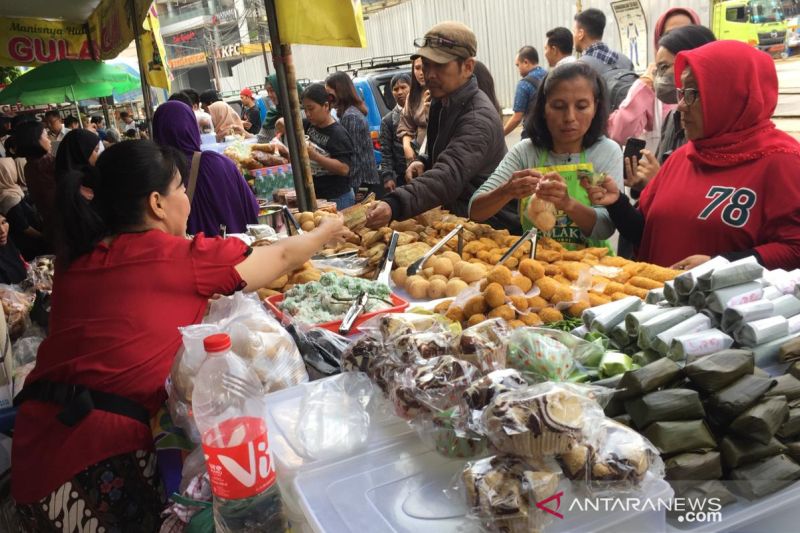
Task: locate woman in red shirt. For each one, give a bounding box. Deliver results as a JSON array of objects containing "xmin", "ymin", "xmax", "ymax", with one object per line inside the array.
[
  {"xmin": 12, "ymin": 140, "xmax": 348, "ymax": 531},
  {"xmin": 587, "ymin": 40, "xmax": 800, "ymax": 271}
]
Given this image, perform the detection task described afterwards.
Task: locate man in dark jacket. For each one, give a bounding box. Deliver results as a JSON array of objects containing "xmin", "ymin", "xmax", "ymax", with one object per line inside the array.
[{"xmin": 366, "ymin": 22, "xmax": 518, "ymax": 232}]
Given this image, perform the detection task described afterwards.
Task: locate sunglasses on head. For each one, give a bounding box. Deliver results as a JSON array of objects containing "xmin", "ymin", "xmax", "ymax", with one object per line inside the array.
[{"xmin": 413, "ymin": 36, "xmax": 470, "ymax": 53}]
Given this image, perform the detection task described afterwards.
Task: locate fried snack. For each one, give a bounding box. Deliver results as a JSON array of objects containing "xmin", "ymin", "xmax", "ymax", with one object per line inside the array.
[
  {"xmin": 467, "ymin": 314, "xmax": 487, "ymax": 327},
  {"xmin": 429, "ymin": 274, "xmax": 449, "ymax": 285},
  {"xmin": 510, "ymin": 295, "xmax": 529, "ymax": 311},
  {"xmin": 613, "ymin": 271, "xmax": 633, "ymax": 284},
  {"xmin": 446, "ymin": 279, "xmax": 468, "ymax": 297},
  {"xmin": 461, "ymin": 263, "xmax": 487, "ymax": 283},
  {"xmin": 538, "ymin": 237, "xmax": 566, "ymax": 251},
  {"xmin": 584, "ymin": 247, "xmax": 610, "ymax": 258},
  {"xmin": 489, "ymin": 252, "xmax": 503, "ymax": 265},
  {"xmin": 505, "ymin": 257, "xmax": 520, "ymax": 270},
  {"xmin": 488, "ymin": 305, "xmax": 516, "ymax": 321},
  {"xmin": 560, "ymin": 262, "xmax": 591, "ymax": 281},
  {"xmin": 291, "ymin": 269, "xmax": 322, "ymax": 284},
  {"xmin": 536, "ymin": 249, "xmax": 563, "ymax": 263},
  {"xmin": 622, "ymin": 263, "xmax": 645, "ymax": 277},
  {"xmin": 562, "ymin": 250, "xmax": 585, "ymax": 261},
  {"xmin": 623, "ymin": 284, "xmax": 649, "ymax": 299},
  {"xmin": 638, "ymin": 263, "xmax": 680, "ymax": 283},
  {"xmin": 511, "ymin": 275, "xmax": 533, "ymax": 294},
  {"xmin": 568, "ymin": 301, "xmax": 590, "ymax": 318},
  {"xmin": 257, "ymin": 288, "xmax": 280, "ymax": 300},
  {"xmin": 464, "ymin": 295, "xmax": 489, "ymax": 317},
  {"xmin": 520, "ymin": 312, "xmax": 543, "ymax": 326},
  {"xmin": 487, "ymin": 265, "xmax": 513, "ymax": 286},
  {"xmin": 553, "ymin": 275, "xmax": 572, "ymax": 286},
  {"xmin": 441, "ymin": 251, "xmax": 463, "ymax": 264},
  {"xmin": 600, "ymin": 256, "xmax": 631, "ymax": 268},
  {"xmin": 540, "ymin": 307, "xmax": 564, "ymax": 323},
  {"xmin": 603, "ymin": 281, "xmax": 626, "ymax": 296},
  {"xmin": 432, "ymin": 257, "xmax": 454, "ymax": 277},
  {"xmin": 392, "ymin": 267, "xmax": 408, "ymax": 287},
  {"xmin": 527, "ymin": 296, "xmax": 549, "ymax": 310},
  {"xmin": 408, "ymin": 278, "xmax": 431, "ymax": 299},
  {"xmin": 519, "ymin": 259, "xmax": 546, "ymax": 281},
  {"xmin": 581, "ymin": 255, "xmax": 600, "ymax": 265},
  {"xmin": 629, "ymin": 276, "xmax": 663, "ymax": 290},
  {"xmin": 434, "ymin": 300, "xmax": 454, "ymax": 314},
  {"xmin": 445, "ymin": 306, "xmax": 465, "ymax": 324},
  {"xmin": 611, "ymin": 292, "xmax": 630, "ymax": 301},
  {"xmin": 428, "ymin": 279, "xmax": 448, "ymax": 299},
  {"xmin": 535, "ymin": 277, "xmax": 561, "ymax": 300},
  {"xmin": 464, "ymin": 241, "xmax": 485, "ymax": 255},
  {"xmin": 484, "ymin": 283, "xmax": 507, "ymax": 309},
  {"xmin": 551, "ymin": 285, "xmax": 575, "ymax": 304},
  {"xmin": 509, "ymin": 320, "xmax": 526, "ymax": 329},
  {"xmin": 395, "ymin": 242, "xmax": 432, "ymax": 267},
  {"xmin": 588, "ymin": 293, "xmax": 612, "ymax": 307},
  {"xmin": 544, "ymin": 264, "xmax": 562, "ymax": 277}
]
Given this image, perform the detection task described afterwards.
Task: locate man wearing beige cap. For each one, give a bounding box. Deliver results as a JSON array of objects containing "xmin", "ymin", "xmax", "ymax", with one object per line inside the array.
[{"xmin": 366, "ymin": 21, "xmax": 518, "ymax": 232}]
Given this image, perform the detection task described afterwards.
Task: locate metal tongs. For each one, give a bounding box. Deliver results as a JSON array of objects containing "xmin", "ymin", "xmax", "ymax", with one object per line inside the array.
[
  {"xmin": 375, "ymin": 231, "xmax": 400, "ymax": 285},
  {"xmin": 282, "ymin": 206, "xmax": 304, "ymax": 236},
  {"xmin": 406, "ymin": 224, "xmax": 464, "ymax": 276},
  {"xmin": 339, "ymin": 290, "xmax": 370, "ymax": 335},
  {"xmin": 498, "ymin": 228, "xmax": 538, "ymax": 265}
]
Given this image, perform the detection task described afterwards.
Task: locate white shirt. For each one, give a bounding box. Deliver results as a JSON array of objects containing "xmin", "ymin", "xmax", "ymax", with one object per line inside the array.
[
  {"xmin": 50, "ymin": 126, "xmax": 71, "ymax": 154},
  {"xmin": 556, "ymin": 55, "xmax": 577, "ymax": 67}
]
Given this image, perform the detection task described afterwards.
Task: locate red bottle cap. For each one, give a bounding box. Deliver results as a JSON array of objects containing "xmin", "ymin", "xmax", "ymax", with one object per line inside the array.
[{"xmin": 203, "ymin": 333, "xmax": 231, "ymax": 354}]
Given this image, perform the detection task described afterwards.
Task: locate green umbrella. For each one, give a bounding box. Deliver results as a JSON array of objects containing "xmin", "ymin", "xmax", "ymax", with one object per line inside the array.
[{"xmin": 0, "ymin": 59, "xmax": 140, "ymax": 105}]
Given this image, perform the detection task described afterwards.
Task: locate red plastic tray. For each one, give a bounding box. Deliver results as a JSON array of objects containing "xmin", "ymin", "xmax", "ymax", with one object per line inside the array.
[{"xmin": 264, "ymin": 292, "xmax": 409, "ymax": 334}]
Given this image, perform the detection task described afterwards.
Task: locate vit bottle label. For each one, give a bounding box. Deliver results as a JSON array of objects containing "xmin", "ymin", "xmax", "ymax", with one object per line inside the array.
[{"xmin": 202, "ymin": 416, "xmax": 276, "ymax": 499}]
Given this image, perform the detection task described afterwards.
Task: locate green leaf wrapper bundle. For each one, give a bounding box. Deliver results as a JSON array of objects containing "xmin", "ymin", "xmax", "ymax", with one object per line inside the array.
[
  {"xmin": 730, "ymin": 454, "xmax": 800, "ymax": 500},
  {"xmin": 695, "ymin": 256, "xmax": 763, "ymax": 292},
  {"xmin": 707, "ymin": 375, "xmax": 776, "ymax": 423},
  {"xmin": 787, "ymin": 442, "xmax": 800, "ymax": 462},
  {"xmin": 721, "ymin": 299, "xmax": 774, "ymax": 334},
  {"xmin": 735, "ymin": 316, "xmax": 789, "ymax": 348},
  {"xmin": 777, "ymin": 403, "xmax": 800, "ymax": 439},
  {"xmin": 651, "ymin": 314, "xmax": 712, "ymax": 356},
  {"xmin": 780, "ymin": 337, "xmax": 800, "ymax": 363},
  {"xmin": 790, "ymin": 361, "xmax": 800, "ymax": 379},
  {"xmin": 721, "ymin": 435, "xmax": 787, "ymax": 469},
  {"xmin": 729, "ymin": 396, "xmax": 789, "ymax": 444},
  {"xmin": 625, "ymin": 389, "xmax": 705, "ymax": 428},
  {"xmin": 765, "ymin": 374, "xmax": 800, "ymax": 402},
  {"xmin": 665, "ymin": 451, "xmax": 723, "ymax": 481},
  {"xmin": 598, "ymin": 352, "xmax": 633, "ymax": 378},
  {"xmin": 583, "ymin": 296, "xmax": 642, "ymax": 334},
  {"xmin": 617, "ymin": 358, "xmax": 682, "ymax": 399},
  {"xmin": 670, "ymin": 480, "xmax": 738, "ymax": 508},
  {"xmin": 637, "ymin": 306, "xmax": 697, "ymax": 350},
  {"xmin": 625, "ymin": 304, "xmax": 665, "ymax": 336},
  {"xmin": 609, "ymin": 322, "xmax": 635, "ymax": 350},
  {"xmin": 674, "ymin": 256, "xmax": 731, "ymax": 296},
  {"xmin": 668, "ymin": 329, "xmax": 734, "ymax": 362},
  {"xmin": 683, "ymin": 349, "xmax": 754, "ymax": 393},
  {"xmin": 704, "ymin": 282, "xmax": 764, "ymax": 314},
  {"xmin": 631, "ymin": 350, "xmax": 661, "ymax": 367},
  {"xmin": 643, "ymin": 420, "xmax": 717, "ymax": 456},
  {"xmin": 646, "ymin": 288, "xmax": 665, "ymax": 304}
]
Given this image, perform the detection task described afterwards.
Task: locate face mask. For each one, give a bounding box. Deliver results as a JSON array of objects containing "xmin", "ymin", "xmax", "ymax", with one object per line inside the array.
[{"xmin": 655, "ymin": 74, "xmax": 678, "ymax": 104}]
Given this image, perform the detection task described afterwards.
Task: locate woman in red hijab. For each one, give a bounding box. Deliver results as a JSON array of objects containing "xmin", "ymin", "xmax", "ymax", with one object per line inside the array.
[{"xmin": 588, "ymin": 40, "xmax": 800, "ymax": 271}]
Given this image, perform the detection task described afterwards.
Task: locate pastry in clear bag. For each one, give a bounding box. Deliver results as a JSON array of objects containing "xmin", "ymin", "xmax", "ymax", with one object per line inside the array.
[
  {"xmin": 525, "ymin": 194, "xmax": 557, "ymax": 232},
  {"xmin": 390, "ymin": 355, "xmax": 480, "ymax": 420},
  {"xmin": 458, "ymin": 318, "xmax": 511, "ymax": 372},
  {"xmin": 463, "ymin": 455, "xmax": 561, "ymax": 533}
]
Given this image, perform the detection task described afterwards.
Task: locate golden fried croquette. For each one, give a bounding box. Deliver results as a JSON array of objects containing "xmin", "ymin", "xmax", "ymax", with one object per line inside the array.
[
  {"xmin": 484, "ymin": 282, "xmax": 507, "ymax": 308},
  {"xmin": 540, "ymin": 307, "xmax": 564, "ymax": 323},
  {"xmin": 519, "ymin": 259, "xmax": 546, "ymax": 281},
  {"xmin": 487, "ymin": 265, "xmax": 513, "ymax": 286}
]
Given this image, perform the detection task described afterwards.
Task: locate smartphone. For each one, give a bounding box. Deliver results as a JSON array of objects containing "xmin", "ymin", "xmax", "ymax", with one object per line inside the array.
[{"xmin": 623, "ymin": 137, "xmax": 647, "ymax": 160}]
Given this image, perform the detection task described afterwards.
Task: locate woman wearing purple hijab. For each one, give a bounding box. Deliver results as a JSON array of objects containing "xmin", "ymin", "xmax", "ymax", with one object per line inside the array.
[{"xmin": 152, "ymin": 101, "xmax": 258, "ymax": 236}]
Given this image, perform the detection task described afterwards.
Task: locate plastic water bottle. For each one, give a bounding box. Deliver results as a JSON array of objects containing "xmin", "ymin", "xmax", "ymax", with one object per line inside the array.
[
  {"xmin": 265, "ymin": 169, "xmax": 275, "ymax": 198},
  {"xmin": 275, "ymin": 165, "xmax": 286, "ymax": 189},
  {"xmin": 252, "ymin": 169, "xmax": 263, "ymax": 197},
  {"xmin": 285, "ymin": 165, "xmax": 294, "ymax": 189},
  {"xmin": 192, "ymin": 334, "xmax": 287, "ymax": 532}
]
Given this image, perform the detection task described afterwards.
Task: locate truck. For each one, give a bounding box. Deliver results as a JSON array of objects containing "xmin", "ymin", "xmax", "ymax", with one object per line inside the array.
[{"xmin": 712, "ymin": 0, "xmax": 788, "ymax": 53}]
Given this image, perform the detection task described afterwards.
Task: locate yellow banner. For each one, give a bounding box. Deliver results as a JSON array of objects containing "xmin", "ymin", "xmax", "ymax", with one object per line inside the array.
[
  {"xmin": 276, "ymin": 0, "xmax": 367, "ymax": 47},
  {"xmin": 140, "ymin": 6, "xmax": 171, "ymax": 91},
  {"xmin": 0, "ymin": 0, "xmax": 150, "ymax": 67}
]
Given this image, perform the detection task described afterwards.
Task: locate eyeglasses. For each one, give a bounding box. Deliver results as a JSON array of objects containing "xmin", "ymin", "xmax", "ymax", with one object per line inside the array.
[
  {"xmin": 413, "ymin": 36, "xmax": 470, "ymax": 53},
  {"xmin": 676, "ymin": 88, "xmax": 700, "ymax": 106}
]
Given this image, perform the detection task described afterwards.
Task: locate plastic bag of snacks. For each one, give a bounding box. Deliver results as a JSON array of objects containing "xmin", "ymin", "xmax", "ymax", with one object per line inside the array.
[
  {"xmin": 284, "ymin": 322, "xmax": 350, "ymax": 380},
  {"xmin": 390, "ymin": 355, "xmax": 480, "ymax": 420},
  {"xmin": 462, "ymin": 455, "xmax": 561, "ymax": 533},
  {"xmin": 457, "ymin": 318, "xmax": 511, "ymax": 372},
  {"xmin": 557, "ymin": 417, "xmax": 664, "ymax": 494},
  {"xmin": 295, "ymin": 372, "xmax": 375, "ymax": 461}
]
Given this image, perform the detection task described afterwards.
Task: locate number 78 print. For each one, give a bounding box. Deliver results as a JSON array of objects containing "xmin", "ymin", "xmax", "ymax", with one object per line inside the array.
[{"xmin": 698, "ymin": 186, "xmax": 757, "ymax": 228}]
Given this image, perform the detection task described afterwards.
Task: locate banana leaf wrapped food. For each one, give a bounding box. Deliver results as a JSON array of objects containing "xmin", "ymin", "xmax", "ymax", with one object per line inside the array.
[
  {"xmin": 668, "ymin": 329, "xmax": 734, "ymax": 362},
  {"xmin": 670, "ymin": 480, "xmax": 737, "ymax": 508},
  {"xmin": 721, "ymin": 299, "xmax": 774, "ymax": 334},
  {"xmin": 631, "ymin": 349, "xmax": 661, "ymax": 368},
  {"xmin": 707, "ymin": 375, "xmax": 777, "ymax": 423},
  {"xmin": 780, "ymin": 337, "xmax": 800, "ymax": 363},
  {"xmin": 583, "ymin": 296, "xmax": 642, "ymax": 333},
  {"xmin": 735, "ymin": 316, "xmax": 789, "ymax": 348},
  {"xmin": 695, "ymin": 256, "xmax": 763, "ymax": 292},
  {"xmin": 643, "ymin": 420, "xmax": 717, "ymax": 456},
  {"xmin": 665, "ymin": 451, "xmax": 723, "ymax": 481},
  {"xmin": 625, "ymin": 389, "xmax": 705, "ymax": 429},
  {"xmin": 625, "ymin": 304, "xmax": 665, "ymax": 336},
  {"xmin": 787, "ymin": 442, "xmax": 800, "ymax": 462},
  {"xmin": 674, "ymin": 256, "xmax": 731, "ymax": 296},
  {"xmin": 765, "ymin": 374, "xmax": 800, "ymax": 402},
  {"xmin": 777, "ymin": 404, "xmax": 800, "ymax": 440},
  {"xmin": 729, "ymin": 454, "xmax": 800, "ymax": 500},
  {"xmin": 637, "ymin": 306, "xmax": 697, "ymax": 350},
  {"xmin": 729, "ymin": 396, "xmax": 789, "ymax": 445},
  {"xmin": 705, "ymin": 281, "xmax": 764, "ymax": 314},
  {"xmin": 683, "ymin": 349, "xmax": 754, "ymax": 393},
  {"xmin": 720, "ymin": 436, "xmax": 786, "ymax": 469},
  {"xmin": 651, "ymin": 314, "xmax": 712, "ymax": 356},
  {"xmin": 616, "ymin": 358, "xmax": 682, "ymax": 399}
]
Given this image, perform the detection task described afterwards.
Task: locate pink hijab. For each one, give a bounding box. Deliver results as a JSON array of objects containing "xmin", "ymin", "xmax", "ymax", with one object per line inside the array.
[
  {"xmin": 208, "ymin": 101, "xmax": 248, "ymax": 140},
  {"xmin": 653, "ymin": 7, "xmax": 701, "ymax": 49}
]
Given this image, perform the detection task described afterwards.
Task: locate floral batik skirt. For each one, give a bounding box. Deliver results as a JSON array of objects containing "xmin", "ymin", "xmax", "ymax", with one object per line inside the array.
[{"xmin": 17, "ymin": 450, "xmax": 165, "ymax": 533}]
